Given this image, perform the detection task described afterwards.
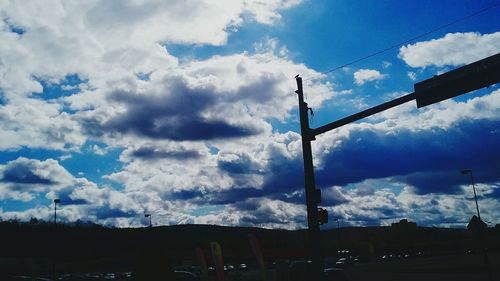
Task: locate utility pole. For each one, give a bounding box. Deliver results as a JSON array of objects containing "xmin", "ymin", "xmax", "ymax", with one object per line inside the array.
[
  {"xmin": 295, "ymin": 76, "xmax": 324, "ymax": 281},
  {"xmin": 295, "ymin": 53, "xmax": 499, "ymax": 281}
]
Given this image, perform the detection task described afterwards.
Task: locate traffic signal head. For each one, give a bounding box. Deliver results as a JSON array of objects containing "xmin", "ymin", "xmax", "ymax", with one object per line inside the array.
[
  {"xmin": 414, "ymin": 53, "xmax": 500, "ymax": 108},
  {"xmin": 318, "ymin": 208, "xmax": 328, "ymax": 225}
]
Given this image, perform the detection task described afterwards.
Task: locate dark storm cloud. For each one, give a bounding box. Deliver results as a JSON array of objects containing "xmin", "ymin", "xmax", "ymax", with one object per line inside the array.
[
  {"xmin": 233, "ymin": 74, "xmax": 283, "ymax": 103},
  {"xmin": 238, "ymin": 212, "xmax": 297, "ymax": 226},
  {"xmin": 163, "ymin": 186, "xmax": 249, "ymax": 203},
  {"xmin": 250, "ymin": 146, "xmax": 350, "ymax": 206},
  {"xmin": 260, "ymin": 145, "xmax": 305, "ymax": 193},
  {"xmin": 395, "ymin": 171, "xmax": 465, "ymax": 195},
  {"xmin": 201, "ymin": 188, "xmax": 263, "ymax": 205},
  {"xmin": 131, "ymin": 146, "xmax": 202, "ymax": 160},
  {"xmin": 158, "ymin": 185, "xmax": 247, "ymax": 203},
  {"xmin": 179, "ymin": 118, "xmax": 499, "ymax": 210},
  {"xmin": 217, "ymin": 153, "xmax": 261, "ymax": 174},
  {"xmin": 80, "ymin": 118, "xmax": 106, "ymax": 138},
  {"xmin": 208, "ymin": 145, "xmax": 348, "ymax": 206},
  {"xmin": 1, "ymin": 161, "xmax": 54, "ymax": 185},
  {"xmin": 315, "ymin": 119, "xmax": 500, "ymax": 194},
  {"xmin": 102, "ymin": 78, "xmax": 261, "ymax": 141},
  {"xmin": 170, "ymin": 186, "xmax": 293, "ymax": 206},
  {"xmin": 203, "ymin": 146, "xmax": 306, "ymax": 205},
  {"xmin": 209, "ymin": 152, "xmax": 342, "ymax": 207},
  {"xmin": 264, "ymin": 188, "xmax": 347, "ymax": 207},
  {"xmin": 170, "ymin": 189, "xmax": 205, "ymax": 200},
  {"xmin": 321, "ymin": 188, "xmax": 350, "ymax": 206},
  {"xmin": 57, "ymin": 190, "xmax": 90, "ymax": 205},
  {"xmin": 485, "ymin": 185, "xmax": 500, "ymax": 199},
  {"xmin": 233, "ymin": 198, "xmax": 307, "ymax": 226},
  {"xmin": 92, "ymin": 208, "xmax": 138, "ymax": 219}
]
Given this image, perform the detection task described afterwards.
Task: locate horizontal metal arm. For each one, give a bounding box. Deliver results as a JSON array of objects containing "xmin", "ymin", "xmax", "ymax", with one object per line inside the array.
[{"xmin": 312, "ymin": 92, "xmax": 416, "ymax": 137}]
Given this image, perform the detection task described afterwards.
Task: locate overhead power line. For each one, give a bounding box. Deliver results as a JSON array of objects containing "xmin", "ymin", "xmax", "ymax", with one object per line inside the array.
[{"xmin": 304, "ymin": 1, "xmax": 500, "ymax": 81}]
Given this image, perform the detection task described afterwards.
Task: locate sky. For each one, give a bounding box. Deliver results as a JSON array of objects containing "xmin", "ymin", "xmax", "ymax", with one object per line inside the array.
[{"xmin": 0, "ymin": 0, "xmax": 499, "ymax": 229}]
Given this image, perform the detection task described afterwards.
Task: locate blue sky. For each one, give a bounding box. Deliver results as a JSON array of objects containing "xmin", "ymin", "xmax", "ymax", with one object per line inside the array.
[{"xmin": 0, "ymin": 0, "xmax": 499, "ymax": 229}]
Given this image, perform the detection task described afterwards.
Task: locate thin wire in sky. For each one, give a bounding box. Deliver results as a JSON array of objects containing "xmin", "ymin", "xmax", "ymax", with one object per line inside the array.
[{"xmin": 304, "ymin": 1, "xmax": 500, "ymax": 81}]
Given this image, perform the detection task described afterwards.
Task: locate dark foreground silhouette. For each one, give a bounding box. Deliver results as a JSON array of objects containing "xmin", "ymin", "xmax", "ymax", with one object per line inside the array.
[
  {"xmin": 132, "ymin": 244, "xmax": 175, "ymax": 281},
  {"xmin": 1, "ymin": 219, "xmax": 499, "ymax": 280}
]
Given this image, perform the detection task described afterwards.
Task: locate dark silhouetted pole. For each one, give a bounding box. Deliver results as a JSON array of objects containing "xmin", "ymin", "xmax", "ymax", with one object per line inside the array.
[
  {"xmin": 53, "ymin": 199, "xmax": 60, "ymax": 224},
  {"xmin": 52, "ymin": 198, "xmax": 60, "ymax": 281},
  {"xmin": 335, "ymin": 219, "xmax": 340, "ymax": 242},
  {"xmin": 145, "ymin": 214, "xmax": 152, "ymax": 227},
  {"xmin": 333, "ymin": 218, "xmax": 341, "ymax": 251},
  {"xmin": 295, "ymin": 76, "xmax": 324, "ymax": 281},
  {"xmin": 461, "ymin": 170, "xmax": 492, "ymax": 280},
  {"xmin": 461, "ymin": 169, "xmax": 481, "ymax": 219}
]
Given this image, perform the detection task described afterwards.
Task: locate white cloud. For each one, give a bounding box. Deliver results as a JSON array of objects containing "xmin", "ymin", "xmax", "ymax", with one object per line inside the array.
[
  {"xmin": 0, "ymin": 157, "xmax": 73, "ymax": 201},
  {"xmin": 243, "ymin": 0, "xmax": 302, "ymax": 24},
  {"xmin": 382, "ymin": 61, "xmax": 392, "ymax": 68},
  {"xmin": 59, "ymin": 154, "xmax": 72, "ymax": 161},
  {"xmin": 0, "ymin": 99, "xmax": 85, "ymax": 151},
  {"xmin": 0, "ymin": 157, "xmax": 150, "ymax": 225},
  {"xmin": 253, "ymin": 37, "xmax": 289, "ymax": 57},
  {"xmin": 326, "ymin": 183, "xmax": 500, "ymax": 228},
  {"xmin": 399, "ymin": 32, "xmax": 500, "ymax": 68},
  {"xmin": 372, "ymin": 88, "xmax": 500, "ymax": 130},
  {"xmin": 0, "ymin": 0, "xmax": 302, "ymax": 96},
  {"xmin": 192, "ymin": 198, "xmax": 306, "ymax": 229},
  {"xmin": 353, "ymin": 69, "xmax": 386, "ymax": 85},
  {"xmin": 407, "ymin": 71, "xmax": 417, "ymax": 81},
  {"xmin": 0, "ymin": 0, "xmax": 321, "ymax": 153},
  {"xmin": 91, "ymin": 144, "xmax": 107, "ymax": 156}
]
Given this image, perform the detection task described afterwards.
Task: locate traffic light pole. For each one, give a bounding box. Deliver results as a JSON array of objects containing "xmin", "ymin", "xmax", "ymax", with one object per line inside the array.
[
  {"xmin": 294, "ymin": 53, "xmax": 499, "ymax": 281},
  {"xmin": 295, "ymin": 77, "xmax": 324, "ymax": 281}
]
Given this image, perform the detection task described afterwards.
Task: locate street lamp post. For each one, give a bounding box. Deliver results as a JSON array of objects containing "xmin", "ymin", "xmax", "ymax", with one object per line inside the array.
[
  {"xmin": 52, "ymin": 198, "xmax": 60, "ymax": 281},
  {"xmin": 461, "ymin": 169, "xmax": 492, "ymax": 280},
  {"xmin": 145, "ymin": 214, "xmax": 152, "ymax": 227},
  {"xmin": 333, "ymin": 219, "xmax": 340, "ymax": 240},
  {"xmin": 461, "ymin": 169, "xmax": 481, "ymax": 219},
  {"xmin": 53, "ymin": 199, "xmax": 61, "ymax": 224},
  {"xmin": 333, "ymin": 218, "xmax": 341, "ymax": 251}
]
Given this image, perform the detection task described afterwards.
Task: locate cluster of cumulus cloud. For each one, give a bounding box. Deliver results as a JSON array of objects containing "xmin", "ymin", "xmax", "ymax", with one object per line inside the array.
[{"xmin": 1, "ymin": 0, "xmax": 499, "ymax": 228}]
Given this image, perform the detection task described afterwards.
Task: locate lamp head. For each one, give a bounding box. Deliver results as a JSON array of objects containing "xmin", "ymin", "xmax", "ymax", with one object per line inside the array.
[
  {"xmin": 54, "ymin": 199, "xmax": 61, "ymax": 204},
  {"xmin": 461, "ymin": 169, "xmax": 471, "ymax": 175}
]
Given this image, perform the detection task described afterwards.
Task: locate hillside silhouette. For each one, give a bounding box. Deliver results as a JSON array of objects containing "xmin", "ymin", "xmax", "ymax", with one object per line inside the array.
[{"xmin": 1, "ymin": 218, "xmax": 500, "ymax": 279}]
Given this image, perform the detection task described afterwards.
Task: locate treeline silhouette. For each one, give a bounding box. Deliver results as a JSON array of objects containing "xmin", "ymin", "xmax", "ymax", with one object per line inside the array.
[{"xmin": 1, "ymin": 217, "xmax": 499, "ymax": 275}]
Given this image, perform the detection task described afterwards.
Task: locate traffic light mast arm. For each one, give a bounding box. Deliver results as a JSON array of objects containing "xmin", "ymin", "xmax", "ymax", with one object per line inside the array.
[
  {"xmin": 312, "ymin": 92, "xmax": 416, "ymax": 137},
  {"xmin": 312, "ymin": 52, "xmax": 500, "ymax": 137}
]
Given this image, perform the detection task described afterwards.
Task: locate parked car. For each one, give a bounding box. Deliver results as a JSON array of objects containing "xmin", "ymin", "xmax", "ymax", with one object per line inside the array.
[
  {"xmin": 174, "ymin": 270, "xmax": 198, "ymax": 281},
  {"xmin": 286, "ymin": 260, "xmax": 349, "ymax": 281}
]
